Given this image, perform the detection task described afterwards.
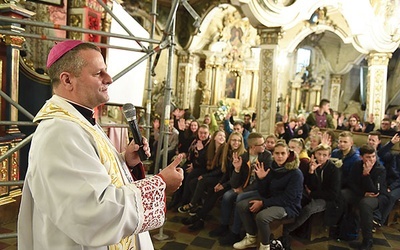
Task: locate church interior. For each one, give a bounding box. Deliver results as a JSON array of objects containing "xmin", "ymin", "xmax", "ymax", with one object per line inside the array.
[{"xmin": 1, "ymin": 0, "xmax": 400, "ymax": 249}]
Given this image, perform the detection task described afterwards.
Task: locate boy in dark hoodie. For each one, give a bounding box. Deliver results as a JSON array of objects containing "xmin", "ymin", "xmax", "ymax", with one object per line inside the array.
[
  {"xmin": 331, "ymin": 131, "xmax": 360, "ymax": 188},
  {"xmin": 282, "ymin": 143, "xmax": 342, "ymax": 249}
]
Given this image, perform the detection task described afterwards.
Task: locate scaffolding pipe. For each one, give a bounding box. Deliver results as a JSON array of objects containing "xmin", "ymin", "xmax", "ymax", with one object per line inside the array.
[
  {"xmin": 98, "ymin": 123, "xmax": 129, "ymax": 128},
  {"xmin": 0, "ymin": 90, "xmax": 35, "ymax": 121},
  {"xmin": 112, "ymin": 40, "xmax": 169, "ymax": 82},
  {"xmin": 95, "ymin": 0, "xmax": 147, "ymax": 52},
  {"xmin": 154, "ymin": 0, "xmax": 180, "ymax": 174},
  {"xmin": 0, "ymin": 15, "xmax": 160, "ymax": 45},
  {"xmin": 0, "ymin": 30, "xmax": 146, "ymax": 53},
  {"xmin": 145, "ymin": 0, "xmax": 158, "ymax": 140},
  {"xmin": 162, "ymin": 18, "xmax": 175, "ymax": 171},
  {"xmin": 0, "ymin": 121, "xmax": 36, "ymax": 126},
  {"xmin": 0, "ymin": 134, "xmax": 33, "ymax": 163},
  {"xmin": 0, "ymin": 180, "xmax": 24, "ymax": 186},
  {"xmin": 0, "ymin": 233, "xmax": 17, "ymax": 239}
]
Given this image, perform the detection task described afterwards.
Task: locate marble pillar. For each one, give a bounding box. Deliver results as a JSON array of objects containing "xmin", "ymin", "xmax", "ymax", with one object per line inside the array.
[
  {"xmin": 256, "ymin": 28, "xmax": 281, "ymax": 135},
  {"xmin": 329, "ymin": 75, "xmax": 342, "ymax": 112},
  {"xmin": 176, "ymin": 52, "xmax": 193, "ymax": 109},
  {"xmin": 366, "ymin": 52, "xmax": 391, "ymax": 124}
]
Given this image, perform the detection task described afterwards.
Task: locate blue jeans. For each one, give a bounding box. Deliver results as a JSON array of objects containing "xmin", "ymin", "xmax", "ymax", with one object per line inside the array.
[
  {"xmin": 220, "ymin": 189, "xmax": 258, "ymax": 231},
  {"xmin": 220, "ymin": 189, "xmax": 238, "ymax": 226},
  {"xmin": 376, "ymin": 187, "xmax": 400, "ymax": 224}
]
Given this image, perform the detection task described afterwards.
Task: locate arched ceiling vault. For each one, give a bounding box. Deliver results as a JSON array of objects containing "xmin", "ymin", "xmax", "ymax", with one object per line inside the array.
[{"xmin": 231, "ymin": 0, "xmax": 400, "ymax": 54}]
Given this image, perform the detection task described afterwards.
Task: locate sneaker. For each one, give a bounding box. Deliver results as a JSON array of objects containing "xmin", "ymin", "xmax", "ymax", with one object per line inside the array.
[
  {"xmin": 189, "ymin": 205, "xmax": 202, "ymax": 216},
  {"xmin": 182, "ymin": 215, "xmax": 199, "ymax": 225},
  {"xmin": 209, "ymin": 224, "xmax": 229, "ymax": 237},
  {"xmin": 188, "ymin": 219, "xmax": 204, "ymax": 231},
  {"xmin": 233, "ymin": 233, "xmax": 257, "ymax": 249},
  {"xmin": 219, "ymin": 231, "xmax": 241, "ymax": 246},
  {"xmin": 259, "ymin": 242, "xmax": 270, "ymax": 250},
  {"xmin": 372, "ymin": 219, "xmax": 382, "ymax": 228},
  {"xmin": 178, "ymin": 203, "xmax": 194, "ymax": 213}
]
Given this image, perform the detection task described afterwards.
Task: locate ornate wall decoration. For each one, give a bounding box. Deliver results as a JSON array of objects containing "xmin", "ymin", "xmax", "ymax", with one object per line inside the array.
[
  {"xmin": 371, "ymin": 0, "xmax": 400, "ymax": 42},
  {"xmin": 201, "ymin": 8, "xmax": 260, "ymax": 111},
  {"xmin": 69, "ymin": 14, "xmax": 83, "ymax": 40},
  {"xmin": 258, "ymin": 48, "xmax": 274, "ymax": 133},
  {"xmin": 21, "ymin": 0, "xmax": 67, "ymax": 77},
  {"xmin": 0, "ymin": 143, "xmax": 9, "ymax": 198},
  {"xmin": 366, "ymin": 52, "xmax": 391, "ymax": 123}
]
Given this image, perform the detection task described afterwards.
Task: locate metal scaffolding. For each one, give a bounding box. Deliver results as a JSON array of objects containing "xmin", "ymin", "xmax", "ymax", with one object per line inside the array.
[{"xmin": 0, "ymin": 0, "xmax": 201, "ymax": 240}]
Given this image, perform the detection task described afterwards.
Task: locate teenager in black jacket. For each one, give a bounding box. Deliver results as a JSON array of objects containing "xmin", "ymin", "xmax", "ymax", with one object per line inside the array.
[
  {"xmin": 282, "ymin": 143, "xmax": 342, "ymax": 249},
  {"xmin": 342, "ymin": 144, "xmax": 389, "ymax": 250}
]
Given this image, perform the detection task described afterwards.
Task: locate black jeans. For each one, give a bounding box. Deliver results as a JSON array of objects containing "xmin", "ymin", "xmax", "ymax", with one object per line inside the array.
[{"xmin": 341, "ymin": 188, "xmax": 378, "ymax": 241}]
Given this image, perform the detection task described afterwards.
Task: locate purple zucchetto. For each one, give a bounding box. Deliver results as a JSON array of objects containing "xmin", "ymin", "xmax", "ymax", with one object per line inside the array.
[{"xmin": 46, "ymin": 40, "xmax": 83, "ymax": 68}]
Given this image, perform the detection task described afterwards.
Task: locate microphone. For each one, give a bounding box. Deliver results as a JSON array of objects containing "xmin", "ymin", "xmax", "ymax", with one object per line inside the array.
[{"xmin": 122, "ymin": 103, "xmax": 147, "ymax": 161}]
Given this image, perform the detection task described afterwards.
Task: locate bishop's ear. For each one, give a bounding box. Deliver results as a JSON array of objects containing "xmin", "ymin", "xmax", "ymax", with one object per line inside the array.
[{"xmin": 59, "ymin": 72, "xmax": 73, "ymax": 88}]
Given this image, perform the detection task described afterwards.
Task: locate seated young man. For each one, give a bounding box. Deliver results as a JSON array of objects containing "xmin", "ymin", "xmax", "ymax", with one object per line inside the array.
[
  {"xmin": 282, "ymin": 144, "xmax": 342, "ymax": 249},
  {"xmin": 232, "ymin": 141, "xmax": 303, "ymax": 250},
  {"xmin": 341, "ymin": 144, "xmax": 388, "ymax": 250},
  {"xmin": 331, "ymin": 131, "xmax": 360, "ymax": 188}
]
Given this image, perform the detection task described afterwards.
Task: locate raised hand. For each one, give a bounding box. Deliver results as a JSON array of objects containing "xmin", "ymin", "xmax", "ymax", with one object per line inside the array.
[
  {"xmin": 309, "ymin": 154, "xmax": 321, "ymax": 174},
  {"xmin": 232, "ymin": 152, "xmax": 242, "ymax": 172},
  {"xmin": 177, "ymin": 118, "xmax": 186, "ymax": 130},
  {"xmin": 391, "ymin": 133, "xmax": 400, "ymax": 144},
  {"xmin": 254, "ymin": 162, "xmax": 270, "ymax": 179}
]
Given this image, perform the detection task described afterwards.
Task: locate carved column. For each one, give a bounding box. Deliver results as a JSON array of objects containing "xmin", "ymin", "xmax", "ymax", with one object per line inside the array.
[
  {"xmin": 0, "ymin": 1, "xmax": 34, "ymax": 213},
  {"xmin": 213, "ymin": 55, "xmax": 223, "ymax": 105},
  {"xmin": 256, "ymin": 28, "xmax": 281, "ymax": 135},
  {"xmin": 199, "ymin": 52, "xmax": 223, "ymax": 119},
  {"xmin": 310, "ymin": 82, "xmax": 323, "ymax": 111},
  {"xmin": 176, "ymin": 52, "xmax": 193, "ymax": 109},
  {"xmin": 290, "ymin": 79, "xmax": 301, "ymax": 115},
  {"xmin": 329, "ymin": 75, "xmax": 342, "ymax": 111},
  {"xmin": 248, "ymin": 69, "xmax": 258, "ymax": 109},
  {"xmin": 366, "ymin": 52, "xmax": 391, "ymax": 124},
  {"xmin": 0, "ymin": 2, "xmax": 34, "ymax": 135}
]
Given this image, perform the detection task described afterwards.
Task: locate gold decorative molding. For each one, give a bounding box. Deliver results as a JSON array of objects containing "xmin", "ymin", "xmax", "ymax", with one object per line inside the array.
[
  {"xmin": 258, "ymin": 27, "xmax": 282, "ymax": 45},
  {"xmin": 0, "ymin": 34, "xmax": 25, "ymax": 47},
  {"xmin": 367, "ymin": 52, "xmax": 392, "ymax": 66},
  {"xmin": 68, "ymin": 0, "xmax": 103, "ymax": 12},
  {"xmin": 259, "ymin": 48, "xmax": 274, "ymax": 125},
  {"xmin": 68, "ymin": 13, "xmax": 83, "ymax": 40}
]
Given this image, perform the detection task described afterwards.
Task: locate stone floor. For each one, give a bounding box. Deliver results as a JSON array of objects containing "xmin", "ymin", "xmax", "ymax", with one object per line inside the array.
[
  {"xmin": 1, "ymin": 202, "xmax": 400, "ymax": 250},
  {"xmin": 150, "ymin": 207, "xmax": 400, "ymax": 250}
]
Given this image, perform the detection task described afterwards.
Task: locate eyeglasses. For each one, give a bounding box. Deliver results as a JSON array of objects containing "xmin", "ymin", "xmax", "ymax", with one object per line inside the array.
[{"xmin": 254, "ymin": 142, "xmax": 265, "ymax": 147}]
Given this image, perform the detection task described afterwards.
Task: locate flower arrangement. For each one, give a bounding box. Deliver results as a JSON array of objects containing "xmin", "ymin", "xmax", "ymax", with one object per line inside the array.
[{"xmin": 215, "ymin": 100, "xmax": 231, "ymax": 121}]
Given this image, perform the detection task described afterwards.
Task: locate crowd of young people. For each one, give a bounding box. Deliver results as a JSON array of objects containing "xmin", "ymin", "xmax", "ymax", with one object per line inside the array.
[{"xmin": 153, "ymin": 102, "xmax": 400, "ymax": 250}]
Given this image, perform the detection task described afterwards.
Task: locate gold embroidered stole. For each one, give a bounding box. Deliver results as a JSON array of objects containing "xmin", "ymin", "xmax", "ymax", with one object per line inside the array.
[{"xmin": 35, "ymin": 101, "xmax": 137, "ymax": 250}]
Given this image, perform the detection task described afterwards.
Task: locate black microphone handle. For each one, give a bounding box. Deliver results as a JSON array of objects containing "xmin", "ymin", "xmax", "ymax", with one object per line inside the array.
[{"xmin": 128, "ymin": 120, "xmax": 148, "ymax": 161}]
